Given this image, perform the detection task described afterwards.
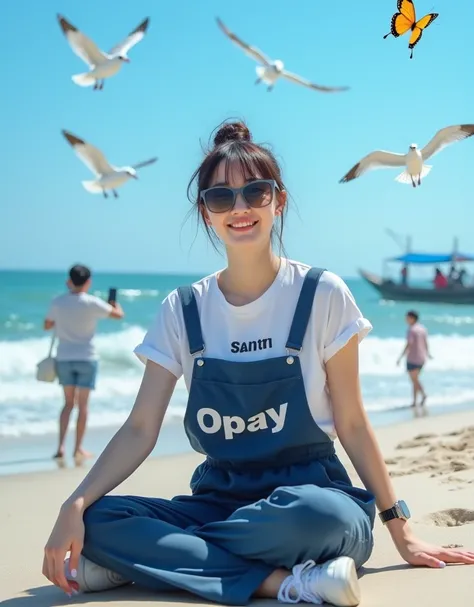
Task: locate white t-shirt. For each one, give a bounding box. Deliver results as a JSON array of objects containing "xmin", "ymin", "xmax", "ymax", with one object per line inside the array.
[
  {"xmin": 47, "ymin": 292, "xmax": 113, "ymax": 361},
  {"xmin": 134, "ymin": 258, "xmax": 372, "ymax": 437}
]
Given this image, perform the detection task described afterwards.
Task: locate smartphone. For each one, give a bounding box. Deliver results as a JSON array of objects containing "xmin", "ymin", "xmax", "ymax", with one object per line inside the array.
[{"xmin": 107, "ymin": 287, "xmax": 118, "ymax": 304}]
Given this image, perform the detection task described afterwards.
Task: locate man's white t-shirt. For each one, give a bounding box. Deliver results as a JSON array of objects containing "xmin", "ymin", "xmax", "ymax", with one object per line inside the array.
[
  {"xmin": 47, "ymin": 292, "xmax": 113, "ymax": 361},
  {"xmin": 134, "ymin": 258, "xmax": 372, "ymax": 437}
]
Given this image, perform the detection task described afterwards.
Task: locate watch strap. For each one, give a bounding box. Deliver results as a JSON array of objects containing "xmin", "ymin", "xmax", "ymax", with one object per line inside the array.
[{"xmin": 379, "ymin": 505, "xmax": 400, "ymax": 524}]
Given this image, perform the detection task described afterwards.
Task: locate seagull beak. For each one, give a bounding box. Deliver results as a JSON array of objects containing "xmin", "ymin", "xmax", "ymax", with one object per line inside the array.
[{"xmin": 123, "ymin": 57, "xmax": 131, "ymax": 63}]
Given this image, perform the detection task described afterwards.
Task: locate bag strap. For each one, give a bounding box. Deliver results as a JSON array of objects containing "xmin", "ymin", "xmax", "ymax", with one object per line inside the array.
[{"xmin": 47, "ymin": 332, "xmax": 57, "ymax": 358}]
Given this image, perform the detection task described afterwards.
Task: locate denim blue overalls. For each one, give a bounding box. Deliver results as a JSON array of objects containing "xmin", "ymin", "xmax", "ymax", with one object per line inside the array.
[{"xmin": 83, "ymin": 268, "xmax": 376, "ymax": 606}]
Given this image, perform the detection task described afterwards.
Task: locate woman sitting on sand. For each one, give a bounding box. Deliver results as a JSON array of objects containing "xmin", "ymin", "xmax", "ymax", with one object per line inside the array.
[{"xmin": 42, "ymin": 122, "xmax": 474, "ymax": 606}]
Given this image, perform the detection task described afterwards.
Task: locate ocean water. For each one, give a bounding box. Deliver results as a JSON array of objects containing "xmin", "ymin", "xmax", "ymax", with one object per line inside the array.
[{"xmin": 1, "ymin": 269, "xmax": 474, "ymax": 473}]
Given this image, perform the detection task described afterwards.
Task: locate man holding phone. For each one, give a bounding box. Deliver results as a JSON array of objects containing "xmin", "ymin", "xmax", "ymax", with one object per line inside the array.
[{"xmin": 44, "ymin": 264, "xmax": 124, "ymax": 460}]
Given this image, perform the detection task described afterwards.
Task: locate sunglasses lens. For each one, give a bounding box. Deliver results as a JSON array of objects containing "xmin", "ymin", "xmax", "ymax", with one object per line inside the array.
[
  {"xmin": 243, "ymin": 181, "xmax": 273, "ymax": 207},
  {"xmin": 204, "ymin": 187, "xmax": 234, "ymax": 212}
]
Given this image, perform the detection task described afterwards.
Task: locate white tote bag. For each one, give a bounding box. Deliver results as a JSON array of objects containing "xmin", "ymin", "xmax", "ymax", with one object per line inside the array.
[{"xmin": 36, "ymin": 333, "xmax": 57, "ymax": 383}]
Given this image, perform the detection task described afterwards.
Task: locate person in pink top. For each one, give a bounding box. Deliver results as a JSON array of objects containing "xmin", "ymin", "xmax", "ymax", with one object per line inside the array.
[
  {"xmin": 397, "ymin": 311, "xmax": 432, "ymax": 408},
  {"xmin": 433, "ymin": 268, "xmax": 448, "ymax": 289}
]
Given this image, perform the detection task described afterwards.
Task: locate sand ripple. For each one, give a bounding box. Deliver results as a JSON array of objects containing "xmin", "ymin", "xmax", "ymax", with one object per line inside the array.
[{"xmin": 385, "ymin": 426, "xmax": 474, "ymax": 480}]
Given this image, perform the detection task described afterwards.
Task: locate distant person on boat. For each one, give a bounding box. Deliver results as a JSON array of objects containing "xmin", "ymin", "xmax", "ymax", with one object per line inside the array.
[
  {"xmin": 448, "ymin": 265, "xmax": 459, "ymax": 285},
  {"xmin": 433, "ymin": 268, "xmax": 448, "ymax": 289},
  {"xmin": 397, "ymin": 310, "xmax": 431, "ymax": 408},
  {"xmin": 400, "ymin": 265, "xmax": 408, "ymax": 286},
  {"xmin": 457, "ymin": 268, "xmax": 467, "ymax": 286},
  {"xmin": 43, "ymin": 264, "xmax": 125, "ymax": 460}
]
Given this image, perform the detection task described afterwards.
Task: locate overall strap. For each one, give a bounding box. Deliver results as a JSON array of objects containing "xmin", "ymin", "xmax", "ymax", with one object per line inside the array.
[
  {"xmin": 285, "ymin": 267, "xmax": 325, "ymax": 352},
  {"xmin": 177, "ymin": 286, "xmax": 205, "ymax": 355}
]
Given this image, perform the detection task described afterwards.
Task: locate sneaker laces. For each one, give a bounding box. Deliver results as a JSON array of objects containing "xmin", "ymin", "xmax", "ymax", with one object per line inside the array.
[
  {"xmin": 278, "ymin": 559, "xmax": 323, "ymax": 604},
  {"xmin": 106, "ymin": 569, "xmax": 127, "ymax": 585}
]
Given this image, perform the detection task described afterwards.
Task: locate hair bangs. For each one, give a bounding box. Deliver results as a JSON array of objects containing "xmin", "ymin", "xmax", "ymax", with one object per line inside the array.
[{"xmin": 185, "ymin": 121, "xmax": 289, "ymax": 256}]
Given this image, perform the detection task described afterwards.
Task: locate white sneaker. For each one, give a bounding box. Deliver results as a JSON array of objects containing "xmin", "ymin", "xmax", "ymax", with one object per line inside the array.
[
  {"xmin": 278, "ymin": 556, "xmax": 361, "ymax": 606},
  {"xmin": 64, "ymin": 555, "xmax": 130, "ymax": 593}
]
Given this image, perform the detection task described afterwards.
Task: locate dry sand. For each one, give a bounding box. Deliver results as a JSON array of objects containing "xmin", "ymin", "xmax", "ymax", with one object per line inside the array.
[{"xmin": 1, "ymin": 409, "xmax": 473, "ymax": 606}]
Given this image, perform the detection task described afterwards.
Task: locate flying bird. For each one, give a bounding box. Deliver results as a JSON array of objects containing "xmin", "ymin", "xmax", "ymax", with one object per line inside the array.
[
  {"xmin": 216, "ymin": 17, "xmax": 349, "ymax": 93},
  {"xmin": 339, "ymin": 125, "xmax": 474, "ymax": 188},
  {"xmin": 57, "ymin": 15, "xmax": 149, "ymax": 90},
  {"xmin": 383, "ymin": 0, "xmax": 438, "ymax": 59},
  {"xmin": 62, "ymin": 130, "xmax": 157, "ymax": 198}
]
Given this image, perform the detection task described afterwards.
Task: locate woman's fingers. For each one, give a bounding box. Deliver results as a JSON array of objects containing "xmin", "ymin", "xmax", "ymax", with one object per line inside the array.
[
  {"xmin": 69, "ymin": 539, "xmax": 83, "ymax": 580},
  {"xmin": 440, "ymin": 549, "xmax": 474, "ymax": 564},
  {"xmin": 415, "ymin": 553, "xmax": 446, "ymax": 568},
  {"xmin": 45, "ymin": 549, "xmax": 73, "ymax": 595}
]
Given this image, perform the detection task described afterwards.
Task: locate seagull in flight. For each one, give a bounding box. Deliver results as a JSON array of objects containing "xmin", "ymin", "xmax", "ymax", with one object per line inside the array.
[
  {"xmin": 339, "ymin": 124, "xmax": 474, "ymax": 188},
  {"xmin": 62, "ymin": 130, "xmax": 157, "ymax": 198},
  {"xmin": 216, "ymin": 17, "xmax": 349, "ymax": 93},
  {"xmin": 57, "ymin": 15, "xmax": 149, "ymax": 90}
]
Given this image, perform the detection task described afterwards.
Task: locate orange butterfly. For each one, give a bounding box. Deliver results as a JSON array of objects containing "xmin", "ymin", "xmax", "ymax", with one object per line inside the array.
[{"xmin": 384, "ymin": 0, "xmax": 438, "ymax": 58}]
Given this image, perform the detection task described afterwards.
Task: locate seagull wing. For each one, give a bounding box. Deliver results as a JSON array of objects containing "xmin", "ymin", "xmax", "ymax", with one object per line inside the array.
[
  {"xmin": 62, "ymin": 130, "xmax": 113, "ymax": 176},
  {"xmin": 57, "ymin": 14, "xmax": 106, "ymax": 67},
  {"xmin": 216, "ymin": 17, "xmax": 272, "ymax": 65},
  {"xmin": 109, "ymin": 17, "xmax": 150, "ymax": 57},
  {"xmin": 281, "ymin": 70, "xmax": 349, "ymax": 92},
  {"xmin": 421, "ymin": 124, "xmax": 474, "ymax": 160},
  {"xmin": 132, "ymin": 157, "xmax": 158, "ymax": 170},
  {"xmin": 339, "ymin": 150, "xmax": 406, "ymax": 183}
]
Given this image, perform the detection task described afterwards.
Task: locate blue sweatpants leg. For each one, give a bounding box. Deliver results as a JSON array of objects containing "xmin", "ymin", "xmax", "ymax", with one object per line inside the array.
[
  {"xmin": 82, "ymin": 494, "xmax": 273, "ymax": 606},
  {"xmin": 196, "ymin": 484, "xmax": 374, "ymax": 570}
]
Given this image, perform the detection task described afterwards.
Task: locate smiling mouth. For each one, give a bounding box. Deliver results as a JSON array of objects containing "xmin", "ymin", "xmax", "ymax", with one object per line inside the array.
[{"xmin": 228, "ymin": 220, "xmax": 259, "ymax": 231}]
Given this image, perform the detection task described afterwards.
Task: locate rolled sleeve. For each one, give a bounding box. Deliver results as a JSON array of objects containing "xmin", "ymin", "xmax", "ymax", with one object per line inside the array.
[
  {"xmin": 134, "ymin": 343, "xmax": 182, "ymax": 378},
  {"xmin": 323, "ymin": 275, "xmax": 372, "ymax": 363},
  {"xmin": 134, "ymin": 292, "xmax": 183, "ymax": 379}
]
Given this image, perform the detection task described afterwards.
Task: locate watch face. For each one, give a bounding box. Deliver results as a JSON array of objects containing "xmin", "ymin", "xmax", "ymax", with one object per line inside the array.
[{"xmin": 397, "ymin": 500, "xmax": 411, "ymax": 519}]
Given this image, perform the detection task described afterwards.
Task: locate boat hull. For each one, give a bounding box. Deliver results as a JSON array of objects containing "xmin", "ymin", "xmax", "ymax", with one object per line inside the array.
[{"xmin": 359, "ymin": 269, "xmax": 474, "ymax": 305}]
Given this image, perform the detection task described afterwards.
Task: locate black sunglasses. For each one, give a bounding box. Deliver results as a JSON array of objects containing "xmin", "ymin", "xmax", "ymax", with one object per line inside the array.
[{"xmin": 200, "ymin": 179, "xmax": 279, "ymax": 213}]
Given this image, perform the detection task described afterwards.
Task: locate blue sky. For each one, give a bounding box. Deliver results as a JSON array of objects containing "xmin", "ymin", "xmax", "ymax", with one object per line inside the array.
[{"xmin": 2, "ymin": 1, "xmax": 472, "ymax": 278}]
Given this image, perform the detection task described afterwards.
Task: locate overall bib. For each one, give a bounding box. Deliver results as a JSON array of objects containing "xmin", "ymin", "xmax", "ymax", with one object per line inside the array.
[{"xmin": 83, "ymin": 268, "xmax": 376, "ymax": 606}]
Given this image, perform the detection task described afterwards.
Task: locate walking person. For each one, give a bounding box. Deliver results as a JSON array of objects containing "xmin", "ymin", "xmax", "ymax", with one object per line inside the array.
[
  {"xmin": 397, "ymin": 310, "xmax": 431, "ymax": 408},
  {"xmin": 44, "ymin": 264, "xmax": 124, "ymax": 460},
  {"xmin": 42, "ymin": 123, "xmax": 473, "ymax": 606}
]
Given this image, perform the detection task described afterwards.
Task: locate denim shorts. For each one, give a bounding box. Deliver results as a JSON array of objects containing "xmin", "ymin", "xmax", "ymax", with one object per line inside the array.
[
  {"xmin": 406, "ymin": 362, "xmax": 423, "ymax": 372},
  {"xmin": 55, "ymin": 360, "xmax": 99, "ymax": 389}
]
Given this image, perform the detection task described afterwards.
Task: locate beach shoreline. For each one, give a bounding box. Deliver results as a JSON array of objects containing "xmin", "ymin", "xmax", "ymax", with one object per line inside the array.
[
  {"xmin": 2, "ymin": 401, "xmax": 474, "ymax": 478},
  {"xmin": 1, "ymin": 408, "xmax": 474, "ymax": 605}
]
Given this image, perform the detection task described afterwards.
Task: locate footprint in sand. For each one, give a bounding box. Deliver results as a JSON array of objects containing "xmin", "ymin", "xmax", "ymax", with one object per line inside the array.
[
  {"xmin": 414, "ymin": 433, "xmax": 438, "ymax": 440},
  {"xmin": 387, "ymin": 427, "xmax": 474, "ymax": 478},
  {"xmin": 443, "ymin": 426, "xmax": 474, "ymax": 437},
  {"xmin": 440, "ymin": 476, "xmax": 474, "ymax": 485},
  {"xmin": 396, "ymin": 439, "xmax": 432, "ymax": 450},
  {"xmin": 423, "ymin": 508, "xmax": 474, "ymax": 527},
  {"xmin": 395, "ymin": 433, "xmax": 438, "ymax": 451}
]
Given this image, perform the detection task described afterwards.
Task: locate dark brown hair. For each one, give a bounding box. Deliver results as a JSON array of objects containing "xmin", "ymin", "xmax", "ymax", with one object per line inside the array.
[{"xmin": 186, "ymin": 120, "xmax": 288, "ymax": 253}]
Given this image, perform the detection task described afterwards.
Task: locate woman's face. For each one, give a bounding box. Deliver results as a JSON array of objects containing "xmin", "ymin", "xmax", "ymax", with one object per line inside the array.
[{"xmin": 200, "ymin": 160, "xmax": 286, "ymax": 250}]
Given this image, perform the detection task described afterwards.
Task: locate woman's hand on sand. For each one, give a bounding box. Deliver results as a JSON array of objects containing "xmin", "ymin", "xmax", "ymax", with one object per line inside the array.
[
  {"xmin": 397, "ymin": 535, "xmax": 474, "ymax": 567},
  {"xmin": 42, "ymin": 501, "xmax": 84, "ymax": 596}
]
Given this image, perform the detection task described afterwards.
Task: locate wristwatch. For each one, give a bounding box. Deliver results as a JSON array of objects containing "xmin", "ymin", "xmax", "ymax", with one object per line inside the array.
[{"xmin": 378, "ymin": 500, "xmax": 411, "ymax": 524}]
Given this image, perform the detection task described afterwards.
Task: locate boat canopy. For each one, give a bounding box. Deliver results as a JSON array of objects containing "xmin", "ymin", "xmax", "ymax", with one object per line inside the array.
[{"xmin": 389, "ymin": 252, "xmax": 474, "ymax": 264}]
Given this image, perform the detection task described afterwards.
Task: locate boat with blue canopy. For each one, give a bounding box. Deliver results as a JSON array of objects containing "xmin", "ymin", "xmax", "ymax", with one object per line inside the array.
[{"xmin": 359, "ymin": 237, "xmax": 474, "ymax": 305}]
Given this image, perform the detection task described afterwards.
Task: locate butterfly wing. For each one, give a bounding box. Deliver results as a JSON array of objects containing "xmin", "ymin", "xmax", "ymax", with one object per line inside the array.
[
  {"xmin": 385, "ymin": 0, "xmax": 415, "ymax": 38},
  {"xmin": 391, "ymin": 13, "xmax": 414, "ymax": 37},
  {"xmin": 409, "ymin": 13, "xmax": 438, "ymax": 50},
  {"xmin": 398, "ymin": 0, "xmax": 416, "ymax": 22}
]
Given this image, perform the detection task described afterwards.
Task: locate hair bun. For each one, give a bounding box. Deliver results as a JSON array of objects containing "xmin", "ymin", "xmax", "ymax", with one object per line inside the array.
[{"xmin": 213, "ymin": 121, "xmax": 252, "ymax": 147}]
